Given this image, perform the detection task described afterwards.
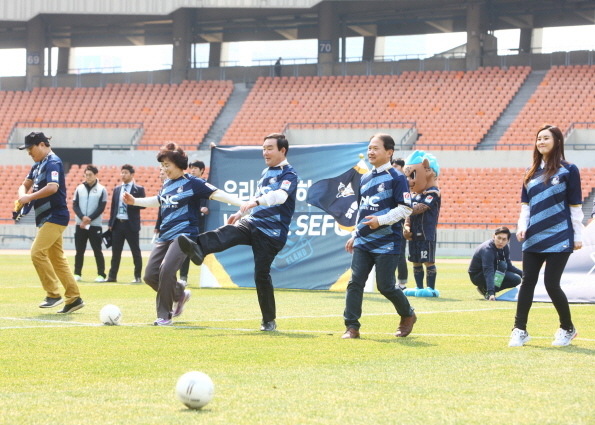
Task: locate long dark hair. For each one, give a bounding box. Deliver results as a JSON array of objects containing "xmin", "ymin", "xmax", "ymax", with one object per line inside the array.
[{"xmin": 523, "ymin": 124, "xmax": 566, "ymax": 188}]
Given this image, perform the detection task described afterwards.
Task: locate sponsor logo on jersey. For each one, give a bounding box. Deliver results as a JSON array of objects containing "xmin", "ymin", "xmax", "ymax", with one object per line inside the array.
[
  {"xmin": 403, "ymin": 192, "xmax": 412, "ymax": 205},
  {"xmin": 424, "ymin": 195, "xmax": 433, "ymax": 204},
  {"xmin": 205, "ymin": 182, "xmax": 217, "ymax": 191},
  {"xmin": 51, "ymin": 171, "xmax": 59, "ymax": 182},
  {"xmin": 281, "ymin": 180, "xmax": 291, "ymax": 191},
  {"xmin": 336, "ymin": 182, "xmax": 354, "ymax": 198}
]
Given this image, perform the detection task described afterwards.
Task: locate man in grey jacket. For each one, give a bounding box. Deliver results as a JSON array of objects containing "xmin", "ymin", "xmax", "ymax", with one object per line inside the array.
[{"xmin": 73, "ymin": 164, "xmax": 108, "ymax": 282}]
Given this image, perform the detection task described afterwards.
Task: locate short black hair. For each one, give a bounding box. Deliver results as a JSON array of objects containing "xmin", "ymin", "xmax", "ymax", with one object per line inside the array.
[
  {"xmin": 391, "ymin": 157, "xmax": 405, "ymax": 167},
  {"xmin": 370, "ymin": 133, "xmax": 395, "ymax": 152},
  {"xmin": 264, "ymin": 133, "xmax": 289, "ymax": 155},
  {"xmin": 85, "ymin": 164, "xmax": 99, "ymax": 175},
  {"xmin": 494, "ymin": 226, "xmax": 511, "ymax": 240},
  {"xmin": 121, "ymin": 164, "xmax": 135, "ymax": 174},
  {"xmin": 189, "ymin": 160, "xmax": 205, "ymax": 170}
]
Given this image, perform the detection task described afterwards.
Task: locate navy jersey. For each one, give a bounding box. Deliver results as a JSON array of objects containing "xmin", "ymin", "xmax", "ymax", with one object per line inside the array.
[
  {"xmin": 354, "ymin": 167, "xmax": 411, "ymax": 254},
  {"xmin": 521, "ymin": 162, "xmax": 582, "ymax": 253},
  {"xmin": 25, "ymin": 152, "xmax": 69, "ymax": 227},
  {"xmin": 245, "ymin": 163, "xmax": 298, "ymax": 243},
  {"xmin": 409, "ymin": 187, "xmax": 440, "ymax": 241},
  {"xmin": 158, "ymin": 174, "xmax": 217, "ymax": 242}
]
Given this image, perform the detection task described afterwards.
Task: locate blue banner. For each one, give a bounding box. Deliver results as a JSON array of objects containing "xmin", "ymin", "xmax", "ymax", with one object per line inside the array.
[{"xmin": 205, "ymin": 142, "xmax": 369, "ymax": 290}]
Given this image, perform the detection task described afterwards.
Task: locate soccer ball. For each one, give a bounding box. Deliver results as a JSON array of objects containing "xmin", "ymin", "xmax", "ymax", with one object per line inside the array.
[
  {"xmin": 176, "ymin": 371, "xmax": 214, "ymax": 409},
  {"xmin": 100, "ymin": 304, "xmax": 122, "ymax": 326}
]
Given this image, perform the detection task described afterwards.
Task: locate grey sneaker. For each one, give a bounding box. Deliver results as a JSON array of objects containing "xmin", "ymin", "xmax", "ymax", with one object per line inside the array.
[
  {"xmin": 57, "ymin": 297, "xmax": 85, "ymax": 314},
  {"xmin": 172, "ymin": 290, "xmax": 191, "ymax": 318},
  {"xmin": 552, "ymin": 327, "xmax": 577, "ymax": 347},
  {"xmin": 508, "ymin": 328, "xmax": 530, "ymax": 347},
  {"xmin": 39, "ymin": 296, "xmax": 64, "ymax": 308}
]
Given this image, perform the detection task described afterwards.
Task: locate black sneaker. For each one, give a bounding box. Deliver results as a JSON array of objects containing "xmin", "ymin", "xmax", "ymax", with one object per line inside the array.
[
  {"xmin": 260, "ymin": 320, "xmax": 277, "ymax": 331},
  {"xmin": 476, "ymin": 285, "xmax": 488, "ymax": 299},
  {"xmin": 39, "ymin": 296, "xmax": 64, "ymax": 308},
  {"xmin": 57, "ymin": 297, "xmax": 85, "ymax": 314},
  {"xmin": 178, "ymin": 235, "xmax": 205, "ymax": 266}
]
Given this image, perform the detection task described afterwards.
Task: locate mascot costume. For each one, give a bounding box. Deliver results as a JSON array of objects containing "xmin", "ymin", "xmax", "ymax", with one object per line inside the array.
[{"xmin": 403, "ymin": 150, "xmax": 441, "ymax": 297}]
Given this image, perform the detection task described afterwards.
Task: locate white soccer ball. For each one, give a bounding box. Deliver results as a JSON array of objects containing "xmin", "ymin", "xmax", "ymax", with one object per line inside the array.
[
  {"xmin": 176, "ymin": 371, "xmax": 214, "ymax": 409},
  {"xmin": 100, "ymin": 304, "xmax": 122, "ymax": 326}
]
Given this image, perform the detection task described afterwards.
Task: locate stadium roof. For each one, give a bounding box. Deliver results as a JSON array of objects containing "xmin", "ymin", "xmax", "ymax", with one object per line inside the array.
[{"xmin": 0, "ymin": 0, "xmax": 595, "ymax": 48}]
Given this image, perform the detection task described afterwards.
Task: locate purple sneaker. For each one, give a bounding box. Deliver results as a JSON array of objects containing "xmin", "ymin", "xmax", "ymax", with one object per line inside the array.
[
  {"xmin": 173, "ymin": 289, "xmax": 191, "ymax": 318},
  {"xmin": 153, "ymin": 318, "xmax": 172, "ymax": 326}
]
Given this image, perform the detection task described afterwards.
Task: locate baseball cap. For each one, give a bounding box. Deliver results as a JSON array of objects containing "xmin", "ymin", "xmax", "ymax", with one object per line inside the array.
[{"xmin": 19, "ymin": 132, "xmax": 50, "ymax": 150}]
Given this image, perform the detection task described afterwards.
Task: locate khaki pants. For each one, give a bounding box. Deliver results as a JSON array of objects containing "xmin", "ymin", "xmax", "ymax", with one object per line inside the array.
[{"xmin": 31, "ymin": 222, "xmax": 80, "ymax": 304}]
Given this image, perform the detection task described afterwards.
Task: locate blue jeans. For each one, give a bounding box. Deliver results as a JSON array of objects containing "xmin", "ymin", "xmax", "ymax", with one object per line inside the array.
[{"xmin": 344, "ymin": 248, "xmax": 414, "ymax": 330}]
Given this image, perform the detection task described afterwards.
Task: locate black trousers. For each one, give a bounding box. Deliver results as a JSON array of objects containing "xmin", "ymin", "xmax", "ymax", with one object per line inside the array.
[
  {"xmin": 514, "ymin": 251, "xmax": 573, "ymax": 331},
  {"xmin": 108, "ymin": 220, "xmax": 143, "ymax": 280},
  {"xmin": 74, "ymin": 225, "xmax": 105, "ymax": 277},
  {"xmin": 197, "ymin": 220, "xmax": 285, "ymax": 322},
  {"xmin": 397, "ymin": 236, "xmax": 408, "ymax": 282},
  {"xmin": 179, "ymin": 256, "xmax": 191, "ymax": 279}
]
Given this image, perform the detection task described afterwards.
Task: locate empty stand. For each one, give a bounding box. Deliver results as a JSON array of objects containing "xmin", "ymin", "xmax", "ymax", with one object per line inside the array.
[
  {"xmin": 0, "ymin": 80, "xmax": 233, "ymax": 150},
  {"xmin": 221, "ymin": 67, "xmax": 530, "ymax": 149},
  {"xmin": 498, "ymin": 64, "xmax": 595, "ymax": 148}
]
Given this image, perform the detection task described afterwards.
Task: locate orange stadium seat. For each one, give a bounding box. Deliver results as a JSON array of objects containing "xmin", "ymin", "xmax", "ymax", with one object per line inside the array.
[
  {"xmin": 221, "ymin": 67, "xmax": 530, "ymax": 149},
  {"xmin": 498, "ymin": 65, "xmax": 595, "ymax": 148},
  {"xmin": 0, "ymin": 80, "xmax": 233, "ymax": 149}
]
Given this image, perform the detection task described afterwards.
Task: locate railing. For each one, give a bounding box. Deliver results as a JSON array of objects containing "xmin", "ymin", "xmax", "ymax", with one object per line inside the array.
[
  {"xmin": 7, "ymin": 121, "xmax": 143, "ymax": 148},
  {"xmin": 282, "ymin": 122, "xmax": 416, "ymax": 148}
]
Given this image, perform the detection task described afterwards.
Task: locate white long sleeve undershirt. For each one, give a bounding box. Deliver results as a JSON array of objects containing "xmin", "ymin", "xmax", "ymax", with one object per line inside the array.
[
  {"xmin": 132, "ymin": 189, "xmax": 243, "ymax": 208},
  {"xmin": 518, "ymin": 203, "xmax": 584, "ymax": 242}
]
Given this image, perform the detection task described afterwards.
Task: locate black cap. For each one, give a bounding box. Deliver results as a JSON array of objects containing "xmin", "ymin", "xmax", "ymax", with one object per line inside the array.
[{"xmin": 19, "ymin": 132, "xmax": 50, "ymax": 150}]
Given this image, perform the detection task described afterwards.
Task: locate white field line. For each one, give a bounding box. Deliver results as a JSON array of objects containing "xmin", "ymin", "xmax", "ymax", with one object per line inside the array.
[{"xmin": 1, "ymin": 314, "xmax": 594, "ymax": 342}]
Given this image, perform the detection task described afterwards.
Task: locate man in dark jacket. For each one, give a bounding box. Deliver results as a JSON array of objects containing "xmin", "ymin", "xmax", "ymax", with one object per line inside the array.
[
  {"xmin": 106, "ymin": 164, "xmax": 146, "ymax": 283},
  {"xmin": 468, "ymin": 226, "xmax": 523, "ymax": 300}
]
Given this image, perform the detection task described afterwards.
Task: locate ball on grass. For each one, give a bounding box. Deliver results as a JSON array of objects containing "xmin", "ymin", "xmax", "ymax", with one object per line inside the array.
[
  {"xmin": 99, "ymin": 304, "xmax": 122, "ymax": 326},
  {"xmin": 176, "ymin": 371, "xmax": 214, "ymax": 409}
]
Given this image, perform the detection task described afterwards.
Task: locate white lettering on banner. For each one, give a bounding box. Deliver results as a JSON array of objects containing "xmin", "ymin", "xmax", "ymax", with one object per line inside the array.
[
  {"xmin": 345, "ymin": 201, "xmax": 358, "ymax": 219},
  {"xmin": 294, "ymin": 214, "xmax": 350, "ymax": 236},
  {"xmin": 223, "ymin": 179, "xmax": 312, "ymax": 202},
  {"xmin": 296, "ymin": 180, "xmax": 312, "ymax": 202}
]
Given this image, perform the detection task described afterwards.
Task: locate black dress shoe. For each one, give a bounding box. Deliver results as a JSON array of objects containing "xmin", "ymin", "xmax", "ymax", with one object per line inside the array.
[
  {"xmin": 178, "ymin": 235, "xmax": 205, "ymax": 266},
  {"xmin": 260, "ymin": 320, "xmax": 277, "ymax": 331}
]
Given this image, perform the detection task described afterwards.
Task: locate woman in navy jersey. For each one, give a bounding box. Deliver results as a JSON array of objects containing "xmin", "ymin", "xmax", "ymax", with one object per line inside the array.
[{"xmin": 509, "ymin": 124, "xmax": 584, "ymax": 347}]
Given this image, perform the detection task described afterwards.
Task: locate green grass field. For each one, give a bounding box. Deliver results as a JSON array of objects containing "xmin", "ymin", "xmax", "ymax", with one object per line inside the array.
[{"xmin": 1, "ymin": 254, "xmax": 594, "ymax": 425}]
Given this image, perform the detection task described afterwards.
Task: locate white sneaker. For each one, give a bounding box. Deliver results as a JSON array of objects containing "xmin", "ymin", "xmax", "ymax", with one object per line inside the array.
[
  {"xmin": 552, "ymin": 328, "xmax": 577, "ymax": 346},
  {"xmin": 508, "ymin": 328, "xmax": 530, "ymax": 347},
  {"xmin": 74, "ymin": 275, "xmax": 82, "ymax": 282},
  {"xmin": 179, "ymin": 279, "xmax": 187, "ymax": 285},
  {"xmin": 94, "ymin": 276, "xmax": 106, "ymax": 282}
]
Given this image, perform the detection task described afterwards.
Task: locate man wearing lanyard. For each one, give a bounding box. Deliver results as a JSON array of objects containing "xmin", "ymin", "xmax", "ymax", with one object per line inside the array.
[
  {"xmin": 106, "ymin": 164, "xmax": 146, "ymax": 283},
  {"xmin": 468, "ymin": 226, "xmax": 523, "ymax": 300}
]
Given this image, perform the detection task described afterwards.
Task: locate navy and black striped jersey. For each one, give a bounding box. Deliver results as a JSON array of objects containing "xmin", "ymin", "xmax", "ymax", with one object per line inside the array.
[
  {"xmin": 25, "ymin": 152, "xmax": 69, "ymax": 227},
  {"xmin": 354, "ymin": 167, "xmax": 411, "ymax": 254},
  {"xmin": 157, "ymin": 174, "xmax": 217, "ymax": 242},
  {"xmin": 521, "ymin": 162, "xmax": 582, "ymax": 253},
  {"xmin": 410, "ymin": 187, "xmax": 441, "ymax": 241},
  {"xmin": 245, "ymin": 163, "xmax": 298, "ymax": 242}
]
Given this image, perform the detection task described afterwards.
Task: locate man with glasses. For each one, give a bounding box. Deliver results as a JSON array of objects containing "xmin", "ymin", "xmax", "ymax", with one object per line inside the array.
[{"xmin": 16, "ymin": 132, "xmax": 85, "ymax": 313}]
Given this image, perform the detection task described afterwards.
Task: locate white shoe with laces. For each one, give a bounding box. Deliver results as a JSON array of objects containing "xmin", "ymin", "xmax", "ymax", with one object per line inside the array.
[
  {"xmin": 508, "ymin": 328, "xmax": 530, "ymax": 347},
  {"xmin": 552, "ymin": 327, "xmax": 577, "ymax": 346}
]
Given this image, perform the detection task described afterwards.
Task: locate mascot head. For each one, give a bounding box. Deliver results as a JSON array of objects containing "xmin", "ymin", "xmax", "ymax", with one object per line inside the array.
[{"xmin": 404, "ymin": 150, "xmax": 440, "ymax": 194}]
